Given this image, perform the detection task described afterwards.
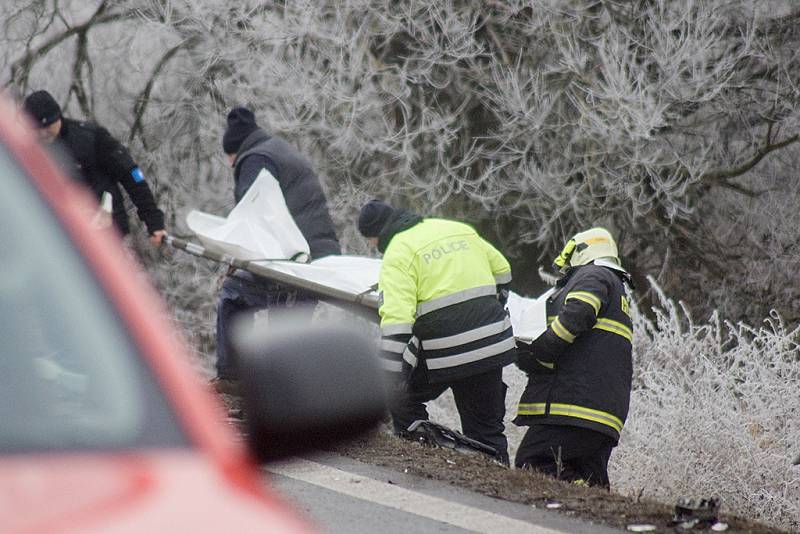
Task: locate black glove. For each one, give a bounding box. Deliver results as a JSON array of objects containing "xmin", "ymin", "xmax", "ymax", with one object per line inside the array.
[
  {"xmin": 515, "ymin": 337, "xmax": 555, "ymax": 375},
  {"xmin": 496, "ymin": 283, "xmax": 510, "ymax": 307}
]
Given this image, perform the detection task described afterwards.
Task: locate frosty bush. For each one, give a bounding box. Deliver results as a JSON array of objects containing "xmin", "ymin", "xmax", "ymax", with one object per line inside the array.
[
  {"xmin": 613, "ymin": 278, "xmax": 800, "ymax": 530},
  {"xmin": 432, "ymin": 277, "xmax": 800, "ymax": 530}
]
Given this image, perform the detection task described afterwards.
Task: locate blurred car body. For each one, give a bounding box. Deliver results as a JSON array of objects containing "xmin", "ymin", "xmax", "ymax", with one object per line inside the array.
[{"xmin": 0, "ymin": 94, "xmax": 383, "ymax": 533}]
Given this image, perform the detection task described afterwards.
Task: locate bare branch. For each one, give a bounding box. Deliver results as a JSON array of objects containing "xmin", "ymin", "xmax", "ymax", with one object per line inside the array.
[
  {"xmin": 701, "ymin": 133, "xmax": 800, "ymax": 183},
  {"xmin": 128, "ymin": 40, "xmax": 191, "ymax": 145},
  {"xmin": 6, "ymin": 2, "xmax": 131, "ymax": 90}
]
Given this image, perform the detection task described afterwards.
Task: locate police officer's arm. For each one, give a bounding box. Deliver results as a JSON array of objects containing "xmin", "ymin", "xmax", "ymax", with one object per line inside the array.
[
  {"xmin": 95, "ymin": 126, "xmax": 165, "ymax": 235},
  {"xmin": 478, "ymin": 236, "xmax": 512, "ymax": 306},
  {"xmin": 518, "ymin": 269, "xmax": 610, "ymax": 373},
  {"xmin": 377, "ymin": 250, "xmax": 418, "ymax": 382}
]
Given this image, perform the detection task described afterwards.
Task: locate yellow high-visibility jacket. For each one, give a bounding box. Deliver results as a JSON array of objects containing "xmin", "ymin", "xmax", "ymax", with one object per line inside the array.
[{"xmin": 378, "ymin": 217, "xmax": 516, "ymax": 383}]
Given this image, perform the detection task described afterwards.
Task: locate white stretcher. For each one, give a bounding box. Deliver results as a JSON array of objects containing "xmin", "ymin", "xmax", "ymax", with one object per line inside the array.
[{"xmin": 183, "ymin": 170, "xmax": 549, "ymax": 341}]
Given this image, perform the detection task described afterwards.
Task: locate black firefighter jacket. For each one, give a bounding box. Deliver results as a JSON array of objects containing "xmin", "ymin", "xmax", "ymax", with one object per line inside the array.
[
  {"xmin": 54, "ymin": 118, "xmax": 164, "ymax": 236},
  {"xmin": 514, "ymin": 263, "xmax": 633, "ymax": 442}
]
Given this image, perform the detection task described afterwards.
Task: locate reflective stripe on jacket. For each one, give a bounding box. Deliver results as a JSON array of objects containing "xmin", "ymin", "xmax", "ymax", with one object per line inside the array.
[
  {"xmin": 378, "ymin": 218, "xmax": 515, "ymax": 383},
  {"xmin": 514, "ymin": 263, "xmax": 633, "ymax": 441}
]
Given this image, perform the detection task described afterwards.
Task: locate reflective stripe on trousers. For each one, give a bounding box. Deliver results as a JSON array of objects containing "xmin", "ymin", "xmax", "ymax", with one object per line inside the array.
[{"xmin": 516, "ymin": 402, "xmax": 624, "ymax": 434}]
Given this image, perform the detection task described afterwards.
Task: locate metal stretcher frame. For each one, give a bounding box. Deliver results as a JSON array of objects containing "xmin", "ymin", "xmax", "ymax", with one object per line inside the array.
[
  {"xmin": 165, "ymin": 234, "xmax": 550, "ymax": 341},
  {"xmin": 164, "ymin": 235, "xmax": 382, "ymax": 322}
]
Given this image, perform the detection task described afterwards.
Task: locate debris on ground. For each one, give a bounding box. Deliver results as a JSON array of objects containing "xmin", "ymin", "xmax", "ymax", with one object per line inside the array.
[
  {"xmin": 405, "ymin": 420, "xmax": 504, "ymax": 463},
  {"xmin": 216, "ymin": 391, "xmax": 784, "ymax": 534},
  {"xmin": 330, "ymin": 428, "xmax": 787, "ymax": 534},
  {"xmin": 671, "ymin": 497, "xmax": 728, "ymax": 531},
  {"xmin": 544, "ymin": 499, "xmax": 563, "ymax": 509}
]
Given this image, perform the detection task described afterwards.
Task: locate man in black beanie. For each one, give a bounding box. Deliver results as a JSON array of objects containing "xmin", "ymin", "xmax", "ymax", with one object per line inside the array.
[
  {"xmin": 213, "ymin": 106, "xmax": 341, "ymax": 392},
  {"xmin": 357, "ymin": 199, "xmax": 395, "ymax": 245},
  {"xmin": 22, "ymin": 90, "xmax": 166, "ymax": 245},
  {"xmin": 222, "ymin": 108, "xmax": 259, "ymax": 159},
  {"xmin": 358, "ymin": 200, "xmax": 516, "ymax": 464}
]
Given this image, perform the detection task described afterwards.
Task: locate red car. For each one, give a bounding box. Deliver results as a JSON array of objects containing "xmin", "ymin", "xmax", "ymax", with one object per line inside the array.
[{"xmin": 0, "ymin": 94, "xmax": 384, "ymax": 533}]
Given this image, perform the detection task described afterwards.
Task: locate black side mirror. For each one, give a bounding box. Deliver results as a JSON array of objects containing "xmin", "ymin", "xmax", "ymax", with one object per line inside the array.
[{"xmin": 234, "ymin": 315, "xmax": 387, "ymax": 463}]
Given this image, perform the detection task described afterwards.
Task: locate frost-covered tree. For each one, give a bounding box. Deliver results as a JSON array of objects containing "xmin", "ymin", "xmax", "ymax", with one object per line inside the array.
[
  {"xmin": 3, "ymin": 0, "xmax": 800, "ymax": 529},
  {"xmin": 4, "ymin": 0, "xmax": 799, "ymax": 321}
]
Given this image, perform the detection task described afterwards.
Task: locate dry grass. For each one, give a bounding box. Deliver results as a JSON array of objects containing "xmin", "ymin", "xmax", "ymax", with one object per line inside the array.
[{"xmin": 332, "ymin": 428, "xmax": 787, "ymax": 534}]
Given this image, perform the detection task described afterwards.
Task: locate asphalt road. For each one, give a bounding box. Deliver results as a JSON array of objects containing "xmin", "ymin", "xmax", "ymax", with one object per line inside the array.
[{"xmin": 265, "ymin": 453, "xmax": 623, "ymax": 534}]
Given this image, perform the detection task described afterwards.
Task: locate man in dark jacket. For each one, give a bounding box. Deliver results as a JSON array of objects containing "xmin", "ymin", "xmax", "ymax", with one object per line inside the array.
[
  {"xmin": 23, "ymin": 90, "xmax": 166, "ymax": 245},
  {"xmin": 213, "ymin": 107, "xmax": 341, "ymax": 388},
  {"xmin": 514, "ymin": 227, "xmax": 633, "ymax": 488},
  {"xmin": 358, "ymin": 200, "xmax": 516, "ymax": 463}
]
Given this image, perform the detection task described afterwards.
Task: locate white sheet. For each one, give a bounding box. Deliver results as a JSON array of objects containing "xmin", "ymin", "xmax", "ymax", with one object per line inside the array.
[
  {"xmin": 507, "ymin": 288, "xmax": 552, "ymax": 342},
  {"xmin": 186, "ymin": 184, "xmax": 550, "ymax": 340},
  {"xmin": 187, "ymin": 169, "xmax": 310, "ymax": 262},
  {"xmin": 252, "ymin": 255, "xmax": 382, "ymax": 296}
]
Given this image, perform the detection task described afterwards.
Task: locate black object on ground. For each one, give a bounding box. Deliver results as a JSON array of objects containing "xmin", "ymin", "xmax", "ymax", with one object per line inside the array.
[
  {"xmin": 405, "ymin": 420, "xmax": 503, "ymax": 463},
  {"xmin": 671, "ymin": 497, "xmax": 722, "ymax": 529}
]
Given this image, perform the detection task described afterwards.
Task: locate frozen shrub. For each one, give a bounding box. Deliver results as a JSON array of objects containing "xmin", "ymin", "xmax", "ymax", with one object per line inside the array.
[
  {"xmin": 432, "ymin": 277, "xmax": 800, "ymax": 529},
  {"xmin": 614, "ymin": 278, "xmax": 800, "ymax": 530}
]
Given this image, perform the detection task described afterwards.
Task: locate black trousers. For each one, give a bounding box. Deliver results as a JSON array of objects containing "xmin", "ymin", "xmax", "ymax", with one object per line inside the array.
[
  {"xmin": 216, "ymin": 270, "xmax": 316, "ymax": 379},
  {"xmin": 390, "ymin": 366, "xmax": 509, "ymax": 463},
  {"xmin": 515, "ymin": 424, "xmax": 616, "ymax": 488}
]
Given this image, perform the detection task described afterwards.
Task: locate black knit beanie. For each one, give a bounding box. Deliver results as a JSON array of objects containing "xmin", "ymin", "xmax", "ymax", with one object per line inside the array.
[
  {"xmin": 24, "ymin": 90, "xmax": 62, "ymax": 128},
  {"xmin": 358, "ymin": 200, "xmax": 395, "ymax": 238},
  {"xmin": 222, "ymin": 107, "xmax": 259, "ymax": 154}
]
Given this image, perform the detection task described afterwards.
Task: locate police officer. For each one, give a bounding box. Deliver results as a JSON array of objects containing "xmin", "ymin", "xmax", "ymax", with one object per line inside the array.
[
  {"xmin": 514, "ymin": 227, "xmax": 633, "ymax": 488},
  {"xmin": 22, "ymin": 90, "xmax": 166, "ymax": 245},
  {"xmin": 358, "ymin": 200, "xmax": 516, "ymax": 463}
]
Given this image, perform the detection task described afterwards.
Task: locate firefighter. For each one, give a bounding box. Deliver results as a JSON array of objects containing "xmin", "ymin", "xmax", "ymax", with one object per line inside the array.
[
  {"xmin": 514, "ymin": 227, "xmax": 633, "ymax": 488},
  {"xmin": 22, "ymin": 90, "xmax": 166, "ymax": 245},
  {"xmin": 358, "ymin": 200, "xmax": 517, "ymax": 463}
]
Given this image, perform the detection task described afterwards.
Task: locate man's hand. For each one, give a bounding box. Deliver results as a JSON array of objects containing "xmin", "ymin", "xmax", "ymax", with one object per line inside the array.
[
  {"xmin": 496, "ymin": 282, "xmax": 510, "ymax": 307},
  {"xmin": 515, "ymin": 337, "xmax": 555, "ymax": 375},
  {"xmin": 150, "ymin": 229, "xmax": 167, "ymax": 247}
]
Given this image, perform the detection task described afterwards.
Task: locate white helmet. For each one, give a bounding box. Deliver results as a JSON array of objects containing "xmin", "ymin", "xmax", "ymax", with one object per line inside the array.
[{"xmin": 554, "ymin": 227, "xmax": 620, "ymax": 271}]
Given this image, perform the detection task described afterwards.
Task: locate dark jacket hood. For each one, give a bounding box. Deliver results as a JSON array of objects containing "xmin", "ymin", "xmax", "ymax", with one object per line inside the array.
[
  {"xmin": 233, "ymin": 128, "xmax": 270, "ymax": 166},
  {"xmin": 377, "ymin": 209, "xmax": 423, "ymax": 253}
]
